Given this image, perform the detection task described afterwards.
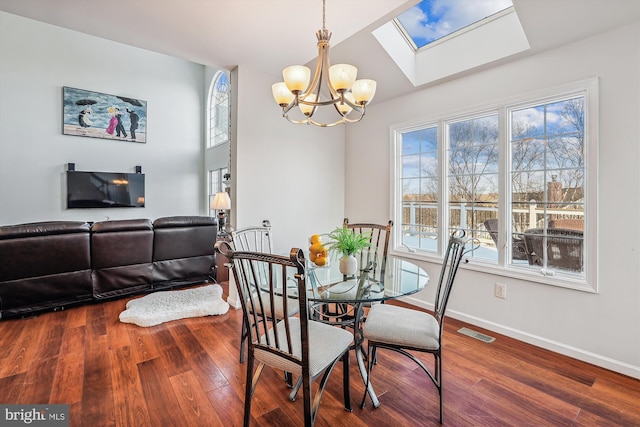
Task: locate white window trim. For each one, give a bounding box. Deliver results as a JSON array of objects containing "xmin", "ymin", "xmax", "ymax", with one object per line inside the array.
[
  {"xmin": 207, "ymin": 70, "xmax": 230, "ymax": 149},
  {"xmin": 389, "ymin": 78, "xmax": 598, "ymax": 293}
]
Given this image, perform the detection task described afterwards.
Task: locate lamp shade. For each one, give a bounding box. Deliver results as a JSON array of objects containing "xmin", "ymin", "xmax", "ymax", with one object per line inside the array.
[
  {"xmin": 272, "ymin": 82, "xmax": 295, "ymax": 106},
  {"xmin": 283, "ymin": 65, "xmax": 311, "ymax": 93},
  {"xmin": 329, "ymin": 64, "xmax": 357, "ymax": 91},
  {"xmin": 352, "ymin": 79, "xmax": 377, "ymax": 105},
  {"xmin": 210, "ymin": 192, "xmax": 231, "ymax": 210},
  {"xmin": 337, "ymin": 92, "xmax": 355, "ymax": 115},
  {"xmin": 298, "ymin": 94, "xmax": 317, "ymax": 116}
]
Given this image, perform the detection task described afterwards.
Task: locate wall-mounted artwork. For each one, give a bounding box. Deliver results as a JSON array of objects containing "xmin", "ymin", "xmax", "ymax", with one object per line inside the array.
[{"xmin": 63, "ymin": 86, "xmax": 147, "ymax": 143}]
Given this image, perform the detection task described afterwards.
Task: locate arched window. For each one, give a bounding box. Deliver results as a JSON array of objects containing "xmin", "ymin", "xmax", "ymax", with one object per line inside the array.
[{"xmin": 208, "ymin": 71, "xmax": 229, "ymax": 148}]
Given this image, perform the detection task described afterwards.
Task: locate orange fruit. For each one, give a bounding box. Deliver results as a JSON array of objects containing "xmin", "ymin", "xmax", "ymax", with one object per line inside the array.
[
  {"xmin": 314, "ymin": 256, "xmax": 327, "ymax": 266},
  {"xmin": 310, "ymin": 234, "xmax": 322, "ymax": 244},
  {"xmin": 309, "ymin": 243, "xmax": 325, "ymax": 254},
  {"xmin": 308, "ymin": 251, "xmax": 317, "ymax": 262}
]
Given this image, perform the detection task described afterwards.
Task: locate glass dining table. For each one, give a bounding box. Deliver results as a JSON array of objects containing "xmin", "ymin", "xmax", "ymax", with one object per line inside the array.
[{"xmin": 304, "ymin": 250, "xmax": 430, "ymax": 408}]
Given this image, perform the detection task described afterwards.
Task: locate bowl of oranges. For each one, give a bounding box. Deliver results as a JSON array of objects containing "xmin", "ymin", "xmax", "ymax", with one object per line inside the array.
[{"xmin": 308, "ymin": 234, "xmax": 329, "ymax": 267}]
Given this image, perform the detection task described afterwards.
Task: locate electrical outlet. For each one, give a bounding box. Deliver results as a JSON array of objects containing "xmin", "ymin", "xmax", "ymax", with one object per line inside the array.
[{"xmin": 495, "ymin": 283, "xmax": 507, "ymax": 299}]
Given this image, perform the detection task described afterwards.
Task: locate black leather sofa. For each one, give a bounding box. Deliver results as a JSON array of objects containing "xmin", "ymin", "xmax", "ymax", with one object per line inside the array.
[{"xmin": 0, "ymin": 216, "xmax": 217, "ymax": 319}]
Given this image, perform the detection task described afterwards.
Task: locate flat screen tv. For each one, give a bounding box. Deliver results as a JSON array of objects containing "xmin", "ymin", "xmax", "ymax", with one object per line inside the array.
[{"xmin": 67, "ymin": 171, "xmax": 145, "ymax": 208}]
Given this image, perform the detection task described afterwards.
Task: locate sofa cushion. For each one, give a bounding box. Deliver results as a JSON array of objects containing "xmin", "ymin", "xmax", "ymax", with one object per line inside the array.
[
  {"xmin": 152, "ymin": 216, "xmax": 217, "ymax": 261},
  {"xmin": 91, "ymin": 219, "xmax": 153, "ymax": 268},
  {"xmin": 0, "ymin": 221, "xmax": 91, "ymax": 281}
]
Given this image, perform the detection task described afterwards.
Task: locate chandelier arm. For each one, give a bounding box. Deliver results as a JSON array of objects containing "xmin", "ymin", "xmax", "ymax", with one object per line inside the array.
[
  {"xmin": 300, "ymin": 29, "xmax": 331, "ymax": 99},
  {"xmin": 320, "ymin": 35, "xmax": 341, "ymax": 99},
  {"xmin": 281, "ymin": 97, "xmax": 299, "ymax": 115},
  {"xmin": 341, "ymin": 97, "xmax": 364, "ymax": 111},
  {"xmin": 283, "ymin": 114, "xmax": 313, "ymax": 125},
  {"xmin": 340, "ymin": 113, "xmax": 366, "ymax": 124},
  {"xmin": 283, "ymin": 106, "xmax": 365, "ymax": 127},
  {"xmin": 286, "ymin": 95, "xmax": 362, "ymax": 109},
  {"xmin": 307, "ymin": 116, "xmax": 346, "ymax": 127},
  {"xmin": 299, "ymin": 97, "xmax": 355, "ymax": 107},
  {"xmin": 307, "ymin": 113, "xmax": 365, "ymax": 127}
]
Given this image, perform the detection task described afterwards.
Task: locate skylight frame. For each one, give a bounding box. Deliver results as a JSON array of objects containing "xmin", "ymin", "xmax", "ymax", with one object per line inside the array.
[{"xmin": 395, "ymin": 1, "xmax": 515, "ymax": 52}]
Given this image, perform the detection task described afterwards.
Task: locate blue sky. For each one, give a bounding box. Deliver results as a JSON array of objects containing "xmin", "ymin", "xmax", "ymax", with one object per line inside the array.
[{"xmin": 397, "ymin": 0, "xmax": 513, "ymax": 48}]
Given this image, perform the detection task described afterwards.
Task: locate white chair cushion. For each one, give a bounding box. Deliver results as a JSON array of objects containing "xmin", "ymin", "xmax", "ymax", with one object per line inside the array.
[
  {"xmin": 251, "ymin": 291, "xmax": 299, "ymax": 318},
  {"xmin": 254, "ymin": 317, "xmax": 353, "ymax": 377},
  {"xmin": 363, "ymin": 303, "xmax": 440, "ymax": 350}
]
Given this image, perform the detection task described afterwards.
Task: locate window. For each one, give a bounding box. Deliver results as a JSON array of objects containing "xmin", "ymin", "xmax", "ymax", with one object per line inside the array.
[
  {"xmin": 447, "ymin": 114, "xmax": 499, "ymax": 261},
  {"xmin": 399, "ymin": 126, "xmax": 439, "ymax": 251},
  {"xmin": 208, "ymin": 167, "xmax": 228, "ymax": 217},
  {"xmin": 374, "ymin": 1, "xmax": 527, "ymax": 89},
  {"xmin": 394, "ymin": 80, "xmax": 596, "ymax": 291},
  {"xmin": 396, "ymin": 0, "xmax": 513, "ymax": 50},
  {"xmin": 509, "ymin": 96, "xmax": 585, "ymax": 275},
  {"xmin": 208, "ymin": 71, "xmax": 230, "ymax": 148}
]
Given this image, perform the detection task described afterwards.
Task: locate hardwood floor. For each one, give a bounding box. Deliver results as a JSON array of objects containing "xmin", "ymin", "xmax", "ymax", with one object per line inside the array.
[{"xmin": 1, "ymin": 284, "xmax": 639, "ymax": 426}]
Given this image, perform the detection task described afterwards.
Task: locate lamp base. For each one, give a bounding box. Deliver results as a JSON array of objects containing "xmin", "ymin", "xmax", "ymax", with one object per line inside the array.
[{"xmin": 217, "ymin": 211, "xmax": 227, "ymax": 235}]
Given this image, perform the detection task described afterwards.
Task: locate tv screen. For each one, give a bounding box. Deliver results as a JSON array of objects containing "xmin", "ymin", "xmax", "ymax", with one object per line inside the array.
[{"xmin": 67, "ymin": 171, "xmax": 145, "ymax": 208}]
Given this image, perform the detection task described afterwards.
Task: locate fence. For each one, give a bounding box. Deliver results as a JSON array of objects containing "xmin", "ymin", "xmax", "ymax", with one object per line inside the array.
[{"xmin": 402, "ymin": 200, "xmax": 584, "ymax": 236}]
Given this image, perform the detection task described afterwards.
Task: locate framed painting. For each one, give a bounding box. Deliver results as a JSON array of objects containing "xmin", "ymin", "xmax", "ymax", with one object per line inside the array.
[{"xmin": 62, "ymin": 86, "xmax": 147, "ymax": 143}]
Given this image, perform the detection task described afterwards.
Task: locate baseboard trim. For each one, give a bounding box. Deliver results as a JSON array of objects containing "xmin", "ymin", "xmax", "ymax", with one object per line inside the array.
[{"xmin": 400, "ymin": 295, "xmax": 640, "ymax": 380}]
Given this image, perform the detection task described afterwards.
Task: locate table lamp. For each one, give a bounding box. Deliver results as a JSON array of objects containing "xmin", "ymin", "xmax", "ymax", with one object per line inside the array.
[{"xmin": 211, "ymin": 192, "xmax": 231, "ymax": 234}]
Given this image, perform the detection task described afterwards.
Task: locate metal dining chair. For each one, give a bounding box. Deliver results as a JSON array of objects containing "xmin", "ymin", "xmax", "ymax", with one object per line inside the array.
[
  {"xmin": 343, "ymin": 218, "xmax": 393, "ymax": 284},
  {"xmin": 319, "ymin": 218, "xmax": 393, "ymax": 323},
  {"xmin": 230, "ymin": 220, "xmax": 300, "ymax": 363},
  {"xmin": 216, "ymin": 241, "xmax": 353, "ymax": 427},
  {"xmin": 361, "ymin": 229, "xmax": 469, "ymax": 424}
]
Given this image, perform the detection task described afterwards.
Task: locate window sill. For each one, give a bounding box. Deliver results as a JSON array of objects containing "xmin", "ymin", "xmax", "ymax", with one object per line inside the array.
[{"xmin": 390, "ymin": 247, "xmax": 596, "ymax": 293}]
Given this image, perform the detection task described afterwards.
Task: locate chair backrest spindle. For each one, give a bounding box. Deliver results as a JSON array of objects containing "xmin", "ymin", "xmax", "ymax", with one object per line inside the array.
[
  {"xmin": 433, "ymin": 230, "xmax": 468, "ymax": 325},
  {"xmin": 343, "ymin": 218, "xmax": 393, "ymax": 283}
]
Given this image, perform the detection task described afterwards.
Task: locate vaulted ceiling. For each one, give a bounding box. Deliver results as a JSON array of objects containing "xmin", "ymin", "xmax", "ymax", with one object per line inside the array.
[{"xmin": 1, "ymin": 0, "xmax": 638, "ymax": 104}]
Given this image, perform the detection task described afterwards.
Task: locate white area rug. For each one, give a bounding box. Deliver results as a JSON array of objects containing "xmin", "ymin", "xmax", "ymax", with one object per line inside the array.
[{"xmin": 119, "ymin": 284, "xmax": 229, "ymax": 327}]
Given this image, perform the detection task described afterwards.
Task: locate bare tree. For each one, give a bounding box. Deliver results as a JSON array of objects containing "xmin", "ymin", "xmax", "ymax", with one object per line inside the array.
[{"xmin": 447, "ymin": 117, "xmax": 499, "ymax": 202}]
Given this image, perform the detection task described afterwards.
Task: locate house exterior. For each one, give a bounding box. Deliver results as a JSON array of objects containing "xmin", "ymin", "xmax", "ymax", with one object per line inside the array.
[{"xmin": 0, "ymin": 4, "xmax": 638, "ymax": 382}]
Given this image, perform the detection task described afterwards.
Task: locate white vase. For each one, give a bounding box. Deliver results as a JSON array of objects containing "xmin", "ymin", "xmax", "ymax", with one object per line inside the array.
[{"xmin": 339, "ymin": 255, "xmax": 358, "ymax": 276}]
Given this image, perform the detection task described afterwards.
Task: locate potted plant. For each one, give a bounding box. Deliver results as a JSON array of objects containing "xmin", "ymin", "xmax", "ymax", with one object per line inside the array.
[{"xmin": 324, "ymin": 227, "xmax": 371, "ymax": 275}]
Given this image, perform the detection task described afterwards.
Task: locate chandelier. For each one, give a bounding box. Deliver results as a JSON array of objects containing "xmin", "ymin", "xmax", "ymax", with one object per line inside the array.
[{"xmin": 271, "ymin": 0, "xmax": 377, "ymax": 127}]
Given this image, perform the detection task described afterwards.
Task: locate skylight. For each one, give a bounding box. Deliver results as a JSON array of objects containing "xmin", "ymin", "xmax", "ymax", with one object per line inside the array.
[
  {"xmin": 372, "ymin": 0, "xmax": 528, "ymax": 88},
  {"xmin": 396, "ymin": 0, "xmax": 514, "ymax": 50}
]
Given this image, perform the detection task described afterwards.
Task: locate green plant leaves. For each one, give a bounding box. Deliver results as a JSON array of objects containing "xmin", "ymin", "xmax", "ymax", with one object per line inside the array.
[{"xmin": 324, "ymin": 227, "xmax": 371, "ymax": 257}]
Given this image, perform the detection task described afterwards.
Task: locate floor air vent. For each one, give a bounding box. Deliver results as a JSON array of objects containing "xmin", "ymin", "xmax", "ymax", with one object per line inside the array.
[{"xmin": 457, "ymin": 327, "xmax": 496, "ymax": 343}]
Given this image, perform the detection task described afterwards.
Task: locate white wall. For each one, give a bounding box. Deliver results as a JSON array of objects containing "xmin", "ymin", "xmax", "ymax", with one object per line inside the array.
[
  {"xmin": 346, "ymin": 22, "xmax": 640, "ymax": 378},
  {"xmin": 233, "ymin": 66, "xmax": 346, "ymax": 255},
  {"xmin": 0, "ymin": 12, "xmax": 205, "ymax": 225}
]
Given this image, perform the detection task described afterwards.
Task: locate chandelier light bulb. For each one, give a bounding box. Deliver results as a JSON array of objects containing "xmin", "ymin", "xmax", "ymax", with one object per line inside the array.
[
  {"xmin": 299, "ymin": 94, "xmax": 317, "ymax": 116},
  {"xmin": 337, "ymin": 92, "xmax": 355, "ymax": 115},
  {"xmin": 283, "ymin": 65, "xmax": 311, "ymax": 94},
  {"xmin": 272, "ymin": 82, "xmax": 295, "ymax": 106},
  {"xmin": 352, "ymin": 79, "xmax": 377, "ymax": 105},
  {"xmin": 329, "ymin": 64, "xmax": 358, "ymax": 91}
]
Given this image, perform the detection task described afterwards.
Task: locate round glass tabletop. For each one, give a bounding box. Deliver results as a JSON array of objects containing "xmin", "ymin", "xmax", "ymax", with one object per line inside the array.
[{"xmin": 307, "ymin": 251, "xmax": 429, "ymax": 303}]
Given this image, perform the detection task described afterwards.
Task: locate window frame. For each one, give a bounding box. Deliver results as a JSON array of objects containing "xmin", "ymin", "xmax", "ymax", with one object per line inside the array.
[
  {"xmin": 207, "ymin": 70, "xmax": 230, "ymax": 149},
  {"xmin": 390, "ymin": 78, "xmax": 598, "ymax": 292},
  {"xmin": 208, "ymin": 167, "xmax": 228, "ymax": 218}
]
